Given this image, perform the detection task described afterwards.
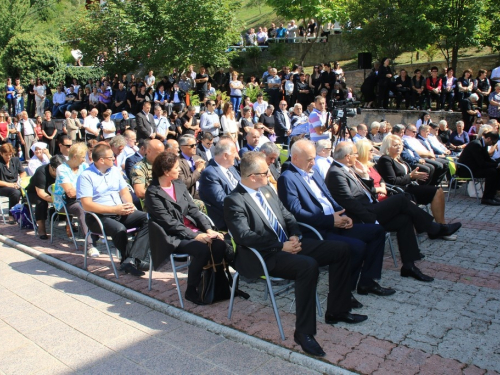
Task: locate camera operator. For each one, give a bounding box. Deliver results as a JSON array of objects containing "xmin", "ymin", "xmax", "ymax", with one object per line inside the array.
[{"xmin": 308, "ymin": 96, "xmax": 331, "ymax": 142}]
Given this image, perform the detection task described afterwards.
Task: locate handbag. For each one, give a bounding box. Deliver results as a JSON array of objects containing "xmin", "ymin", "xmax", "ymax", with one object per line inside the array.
[{"xmin": 198, "ymin": 244, "xmax": 231, "ymax": 304}]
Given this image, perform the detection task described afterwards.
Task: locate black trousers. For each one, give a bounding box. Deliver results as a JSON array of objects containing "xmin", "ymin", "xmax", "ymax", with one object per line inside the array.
[
  {"xmin": 267, "ymin": 238, "xmax": 351, "ymax": 335},
  {"xmin": 370, "ymin": 194, "xmax": 434, "ymax": 263},
  {"xmin": 458, "ymin": 167, "xmax": 500, "ymax": 200},
  {"xmin": 43, "ymin": 136, "xmax": 57, "ymax": 156},
  {"xmin": 320, "ymin": 223, "xmax": 386, "ymax": 290},
  {"xmin": 0, "ymin": 186, "xmax": 21, "ymax": 210},
  {"xmin": 85, "ymin": 210, "xmax": 149, "ymax": 262},
  {"xmin": 177, "ymin": 238, "xmax": 226, "ymax": 288},
  {"xmin": 28, "ymin": 192, "xmax": 48, "ymax": 221},
  {"xmin": 27, "ymin": 96, "xmax": 35, "ymax": 117},
  {"xmin": 423, "ymin": 158, "xmax": 448, "ymax": 185},
  {"xmin": 411, "ymin": 91, "xmax": 425, "ymax": 108},
  {"xmin": 413, "ymin": 162, "xmax": 435, "ymax": 186}
]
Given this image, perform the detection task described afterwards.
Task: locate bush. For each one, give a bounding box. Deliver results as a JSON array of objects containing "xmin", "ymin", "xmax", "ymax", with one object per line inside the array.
[{"xmin": 1, "ymin": 30, "xmax": 64, "ymax": 85}]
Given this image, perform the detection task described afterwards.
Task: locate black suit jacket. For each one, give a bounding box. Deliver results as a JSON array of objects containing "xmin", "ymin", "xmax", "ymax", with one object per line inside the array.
[
  {"xmin": 458, "ymin": 139, "xmax": 497, "ymax": 173},
  {"xmin": 136, "ymin": 110, "xmax": 156, "ymax": 141},
  {"xmin": 196, "ymin": 143, "xmax": 213, "ymax": 163},
  {"xmin": 224, "ymin": 184, "xmax": 301, "ymax": 278},
  {"xmin": 273, "ymin": 110, "xmax": 291, "ymax": 138},
  {"xmin": 325, "ymin": 162, "xmax": 379, "ymax": 224},
  {"xmin": 376, "ymin": 155, "xmax": 413, "ymax": 187},
  {"xmin": 145, "ymin": 179, "xmax": 212, "ymax": 269}
]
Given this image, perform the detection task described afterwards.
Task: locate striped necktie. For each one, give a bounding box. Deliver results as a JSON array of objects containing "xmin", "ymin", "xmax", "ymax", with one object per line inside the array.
[{"xmin": 256, "ymin": 191, "xmax": 288, "ymax": 242}]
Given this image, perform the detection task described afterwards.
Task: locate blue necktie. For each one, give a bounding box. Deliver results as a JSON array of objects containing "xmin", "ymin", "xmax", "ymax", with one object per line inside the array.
[{"xmin": 256, "ymin": 191, "xmax": 288, "ymax": 242}]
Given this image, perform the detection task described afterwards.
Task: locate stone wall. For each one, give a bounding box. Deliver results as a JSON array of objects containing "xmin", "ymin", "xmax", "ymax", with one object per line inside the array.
[{"xmin": 345, "ymin": 54, "xmax": 500, "ymax": 97}]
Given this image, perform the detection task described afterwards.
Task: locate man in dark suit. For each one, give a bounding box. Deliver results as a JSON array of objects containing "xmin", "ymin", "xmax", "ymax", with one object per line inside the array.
[
  {"xmin": 178, "ymin": 134, "xmax": 205, "ymax": 199},
  {"xmin": 458, "ymin": 131, "xmax": 500, "ymax": 205},
  {"xmin": 327, "ymin": 142, "xmax": 460, "ymax": 282},
  {"xmin": 196, "ymin": 132, "xmax": 214, "ymax": 163},
  {"xmin": 224, "ymin": 152, "xmax": 366, "ymax": 357},
  {"xmin": 274, "ymin": 100, "xmax": 292, "ymax": 144},
  {"xmin": 135, "ymin": 102, "xmax": 156, "ymax": 142},
  {"xmin": 124, "ymin": 139, "xmax": 148, "ymax": 181},
  {"xmin": 199, "ymin": 138, "xmax": 240, "ymax": 230},
  {"xmin": 278, "ymin": 140, "xmax": 394, "ymax": 296}
]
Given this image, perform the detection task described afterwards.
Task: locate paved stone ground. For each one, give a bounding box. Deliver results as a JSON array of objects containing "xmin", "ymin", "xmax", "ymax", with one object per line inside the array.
[
  {"xmin": 1, "ymin": 186, "xmax": 500, "ymax": 374},
  {"xmin": 0, "ymin": 243, "xmax": 322, "ymax": 375}
]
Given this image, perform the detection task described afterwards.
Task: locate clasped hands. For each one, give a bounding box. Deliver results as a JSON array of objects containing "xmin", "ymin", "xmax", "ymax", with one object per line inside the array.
[
  {"xmin": 195, "ymin": 229, "xmax": 224, "ymax": 244},
  {"xmin": 283, "ymin": 235, "xmax": 302, "ymax": 254},
  {"xmin": 334, "ymin": 209, "xmax": 353, "ymax": 230}
]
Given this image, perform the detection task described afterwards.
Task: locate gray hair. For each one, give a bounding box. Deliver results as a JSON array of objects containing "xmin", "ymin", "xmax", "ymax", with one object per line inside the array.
[
  {"xmin": 332, "ymin": 142, "xmax": 354, "ymax": 160},
  {"xmin": 380, "ymin": 134, "xmax": 401, "ymax": 155},
  {"xmin": 469, "ymin": 93, "xmax": 479, "ymax": 102},
  {"xmin": 438, "ymin": 120, "xmax": 447, "ymax": 127},
  {"xmin": 109, "ymin": 134, "xmax": 126, "ymax": 148},
  {"xmin": 477, "ymin": 125, "xmax": 493, "ymax": 138},
  {"xmin": 392, "ymin": 124, "xmax": 405, "ymax": 134},
  {"xmin": 243, "ymin": 106, "xmax": 252, "ymax": 114},
  {"xmin": 213, "ymin": 138, "xmax": 234, "ymax": 156},
  {"xmin": 259, "ymin": 142, "xmax": 279, "ymax": 156},
  {"xmin": 315, "ymin": 139, "xmax": 331, "ymax": 153},
  {"xmin": 240, "ymin": 152, "xmax": 266, "ymax": 177},
  {"xmin": 370, "ymin": 121, "xmax": 380, "ymax": 131},
  {"xmin": 266, "ymin": 105, "xmax": 274, "ymax": 111},
  {"xmin": 178, "ymin": 134, "xmax": 196, "ymax": 146},
  {"xmin": 455, "ymin": 120, "xmax": 464, "ymax": 127}
]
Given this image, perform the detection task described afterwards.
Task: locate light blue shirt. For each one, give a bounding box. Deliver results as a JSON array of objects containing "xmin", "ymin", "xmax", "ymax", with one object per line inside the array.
[
  {"xmin": 291, "ymin": 163, "xmax": 334, "ymax": 215},
  {"xmin": 200, "ymin": 111, "xmax": 220, "ymax": 136},
  {"xmin": 352, "ymin": 134, "xmax": 365, "ymax": 143},
  {"xmin": 76, "ymin": 163, "xmax": 127, "ymax": 207}
]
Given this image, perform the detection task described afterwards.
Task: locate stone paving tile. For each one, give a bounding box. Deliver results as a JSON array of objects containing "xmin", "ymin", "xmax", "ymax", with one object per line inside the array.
[{"xmin": 1, "ymin": 191, "xmax": 500, "ymax": 374}]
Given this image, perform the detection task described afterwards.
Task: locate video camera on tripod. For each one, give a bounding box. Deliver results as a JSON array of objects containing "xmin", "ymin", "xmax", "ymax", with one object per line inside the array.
[{"xmin": 325, "ymin": 99, "xmax": 362, "ymax": 144}]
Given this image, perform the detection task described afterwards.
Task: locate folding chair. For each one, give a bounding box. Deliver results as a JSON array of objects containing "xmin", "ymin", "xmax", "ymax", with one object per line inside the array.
[
  {"xmin": 386, "ymin": 233, "xmax": 398, "ymax": 267},
  {"xmin": 0, "ymin": 197, "xmax": 7, "ymax": 224},
  {"xmin": 446, "ymin": 157, "xmax": 484, "ymax": 203},
  {"xmin": 19, "ymin": 177, "xmax": 38, "ymax": 236},
  {"xmin": 82, "ymin": 210, "xmax": 138, "ymax": 279},
  {"xmin": 48, "ymin": 184, "xmax": 78, "ymax": 250},
  {"xmin": 228, "ymin": 223, "xmax": 323, "ymax": 341}
]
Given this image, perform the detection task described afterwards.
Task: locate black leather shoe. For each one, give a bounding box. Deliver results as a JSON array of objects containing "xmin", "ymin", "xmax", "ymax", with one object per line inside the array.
[
  {"xmin": 357, "ymin": 282, "xmax": 396, "ymax": 296},
  {"xmin": 428, "ymin": 222, "xmax": 462, "ymax": 239},
  {"xmin": 120, "ymin": 263, "xmax": 145, "ymax": 277},
  {"xmin": 481, "ymin": 198, "xmax": 500, "ymax": 206},
  {"xmin": 294, "ymin": 332, "xmax": 326, "ymax": 357},
  {"xmin": 185, "ymin": 291, "xmax": 207, "ymax": 305},
  {"xmin": 325, "ymin": 312, "xmax": 368, "ymax": 325},
  {"xmin": 401, "ymin": 265, "xmax": 434, "ymax": 282},
  {"xmin": 351, "ymin": 294, "xmax": 363, "ymax": 309}
]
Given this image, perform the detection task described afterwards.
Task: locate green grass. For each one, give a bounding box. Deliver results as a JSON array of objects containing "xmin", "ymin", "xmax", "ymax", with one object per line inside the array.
[{"xmin": 234, "ymin": 0, "xmax": 283, "ymax": 32}]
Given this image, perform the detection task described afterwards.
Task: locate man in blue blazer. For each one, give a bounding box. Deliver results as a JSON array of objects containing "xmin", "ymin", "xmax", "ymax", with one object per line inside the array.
[
  {"xmin": 199, "ymin": 138, "xmax": 240, "ymax": 230},
  {"xmin": 277, "ymin": 139, "xmax": 394, "ymax": 301}
]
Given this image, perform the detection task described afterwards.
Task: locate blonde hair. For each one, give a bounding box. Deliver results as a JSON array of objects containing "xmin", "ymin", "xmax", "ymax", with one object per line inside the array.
[
  {"xmin": 380, "ymin": 134, "xmax": 401, "ymax": 156},
  {"xmin": 477, "ymin": 125, "xmax": 493, "ymax": 138},
  {"xmin": 69, "ymin": 142, "xmax": 88, "ymax": 160},
  {"xmin": 356, "ymin": 139, "xmax": 374, "ymax": 167}
]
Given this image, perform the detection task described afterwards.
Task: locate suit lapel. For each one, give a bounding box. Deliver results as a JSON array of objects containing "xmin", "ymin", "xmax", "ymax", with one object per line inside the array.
[
  {"xmin": 239, "ymin": 185, "xmax": 275, "ymax": 233},
  {"xmin": 261, "ymin": 186, "xmax": 287, "ymax": 230},
  {"xmin": 153, "ymin": 183, "xmax": 182, "ymax": 212}
]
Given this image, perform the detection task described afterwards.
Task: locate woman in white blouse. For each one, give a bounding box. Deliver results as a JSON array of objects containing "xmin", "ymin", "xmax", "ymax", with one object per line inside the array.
[
  {"xmin": 34, "ymin": 78, "xmax": 46, "ymax": 117},
  {"xmin": 220, "ymin": 102, "xmax": 239, "ymax": 149},
  {"xmin": 100, "ymin": 109, "xmax": 116, "ymax": 140}
]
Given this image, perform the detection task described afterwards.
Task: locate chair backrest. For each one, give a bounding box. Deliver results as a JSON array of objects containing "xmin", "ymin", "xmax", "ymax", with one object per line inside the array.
[{"xmin": 446, "ymin": 157, "xmax": 457, "ymax": 176}]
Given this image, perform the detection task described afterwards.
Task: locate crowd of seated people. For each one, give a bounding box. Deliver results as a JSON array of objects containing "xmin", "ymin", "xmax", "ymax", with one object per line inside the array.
[{"xmin": 5, "ymin": 63, "xmax": 500, "ymax": 360}]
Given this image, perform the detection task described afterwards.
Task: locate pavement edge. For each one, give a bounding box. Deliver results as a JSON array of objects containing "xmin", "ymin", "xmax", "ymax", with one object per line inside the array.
[{"xmin": 0, "ymin": 235, "xmax": 356, "ymax": 375}]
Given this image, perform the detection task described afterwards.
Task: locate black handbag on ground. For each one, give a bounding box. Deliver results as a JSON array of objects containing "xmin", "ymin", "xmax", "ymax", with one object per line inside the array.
[{"xmin": 198, "ymin": 244, "xmax": 231, "ymax": 304}]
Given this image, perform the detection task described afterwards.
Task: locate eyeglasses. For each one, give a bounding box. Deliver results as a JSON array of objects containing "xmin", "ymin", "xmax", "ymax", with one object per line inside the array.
[
  {"xmin": 101, "ymin": 156, "xmax": 115, "ymax": 160},
  {"xmin": 248, "ymin": 169, "xmax": 269, "ymax": 177},
  {"xmin": 61, "ymin": 144, "xmax": 72, "ymax": 148},
  {"xmin": 255, "ymin": 127, "xmax": 264, "ymax": 130},
  {"xmin": 182, "ymin": 144, "xmax": 197, "ymax": 148}
]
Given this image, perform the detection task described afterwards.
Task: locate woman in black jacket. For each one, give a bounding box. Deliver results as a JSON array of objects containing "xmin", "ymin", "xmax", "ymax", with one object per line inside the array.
[
  {"xmin": 145, "ymin": 152, "xmax": 226, "ymax": 305},
  {"xmin": 377, "ymin": 58, "xmax": 393, "ymax": 109}
]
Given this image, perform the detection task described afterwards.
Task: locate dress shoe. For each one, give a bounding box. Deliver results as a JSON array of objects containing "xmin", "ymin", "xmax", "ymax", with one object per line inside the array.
[
  {"xmin": 357, "ymin": 282, "xmax": 396, "ymax": 296},
  {"xmin": 120, "ymin": 263, "xmax": 145, "ymax": 277},
  {"xmin": 351, "ymin": 294, "xmax": 363, "ymax": 309},
  {"xmin": 401, "ymin": 265, "xmax": 434, "ymax": 282},
  {"xmin": 481, "ymin": 198, "xmax": 500, "ymax": 206},
  {"xmin": 185, "ymin": 291, "xmax": 207, "ymax": 305},
  {"xmin": 294, "ymin": 332, "xmax": 326, "ymax": 357},
  {"xmin": 442, "ymin": 235, "xmax": 457, "ymax": 241},
  {"xmin": 428, "ymin": 222, "xmax": 462, "ymax": 239},
  {"xmin": 325, "ymin": 312, "xmax": 368, "ymax": 325}
]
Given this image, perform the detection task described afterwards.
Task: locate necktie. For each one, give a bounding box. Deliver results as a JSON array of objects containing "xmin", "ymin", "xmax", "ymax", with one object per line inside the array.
[
  {"xmin": 189, "ymin": 158, "xmax": 195, "ymax": 172},
  {"xmin": 256, "ymin": 191, "xmax": 288, "ymax": 242},
  {"xmin": 349, "ymin": 169, "xmax": 374, "ymax": 203},
  {"xmin": 226, "ymin": 170, "xmax": 238, "ymax": 189}
]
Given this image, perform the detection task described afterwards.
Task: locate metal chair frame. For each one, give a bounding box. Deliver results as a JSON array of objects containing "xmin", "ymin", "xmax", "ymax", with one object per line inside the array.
[
  {"xmin": 82, "ymin": 210, "xmax": 138, "ymax": 279},
  {"xmin": 0, "ymin": 197, "xmax": 7, "ymax": 224},
  {"xmin": 48, "ymin": 184, "xmax": 78, "ymax": 250},
  {"xmin": 446, "ymin": 158, "xmax": 484, "ymax": 203},
  {"xmin": 19, "ymin": 184, "xmax": 38, "ymax": 236}
]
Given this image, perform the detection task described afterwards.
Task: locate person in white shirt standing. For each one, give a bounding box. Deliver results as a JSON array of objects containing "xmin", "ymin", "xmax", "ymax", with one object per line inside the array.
[
  {"xmin": 83, "ymin": 108, "xmax": 100, "ymax": 141},
  {"xmin": 18, "ymin": 111, "xmax": 37, "ymax": 159},
  {"xmin": 200, "ymin": 100, "xmax": 221, "ymax": 143}
]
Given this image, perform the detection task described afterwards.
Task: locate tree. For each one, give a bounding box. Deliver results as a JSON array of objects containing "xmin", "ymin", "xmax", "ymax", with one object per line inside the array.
[
  {"xmin": 428, "ymin": 0, "xmax": 485, "ymax": 72},
  {"xmin": 344, "ymin": 0, "xmax": 432, "ymax": 62},
  {"xmin": 265, "ymin": 0, "xmax": 347, "ymax": 65},
  {"xmin": 1, "ymin": 30, "xmax": 64, "ymax": 83},
  {"xmin": 63, "ymin": 0, "xmax": 240, "ymax": 74}
]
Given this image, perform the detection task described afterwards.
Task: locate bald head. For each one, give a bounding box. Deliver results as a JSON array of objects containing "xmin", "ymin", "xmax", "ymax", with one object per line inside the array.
[
  {"xmin": 165, "ymin": 139, "xmax": 179, "ymax": 154},
  {"xmin": 146, "ymin": 139, "xmax": 165, "ymax": 163},
  {"xmin": 291, "ymin": 139, "xmax": 316, "ymax": 172}
]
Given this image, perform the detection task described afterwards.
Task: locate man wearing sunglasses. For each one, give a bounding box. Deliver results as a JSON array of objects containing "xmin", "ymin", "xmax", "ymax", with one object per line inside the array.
[
  {"xmin": 178, "ymin": 134, "xmax": 205, "ymax": 199},
  {"xmin": 57, "ymin": 135, "xmax": 73, "ymax": 160}
]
